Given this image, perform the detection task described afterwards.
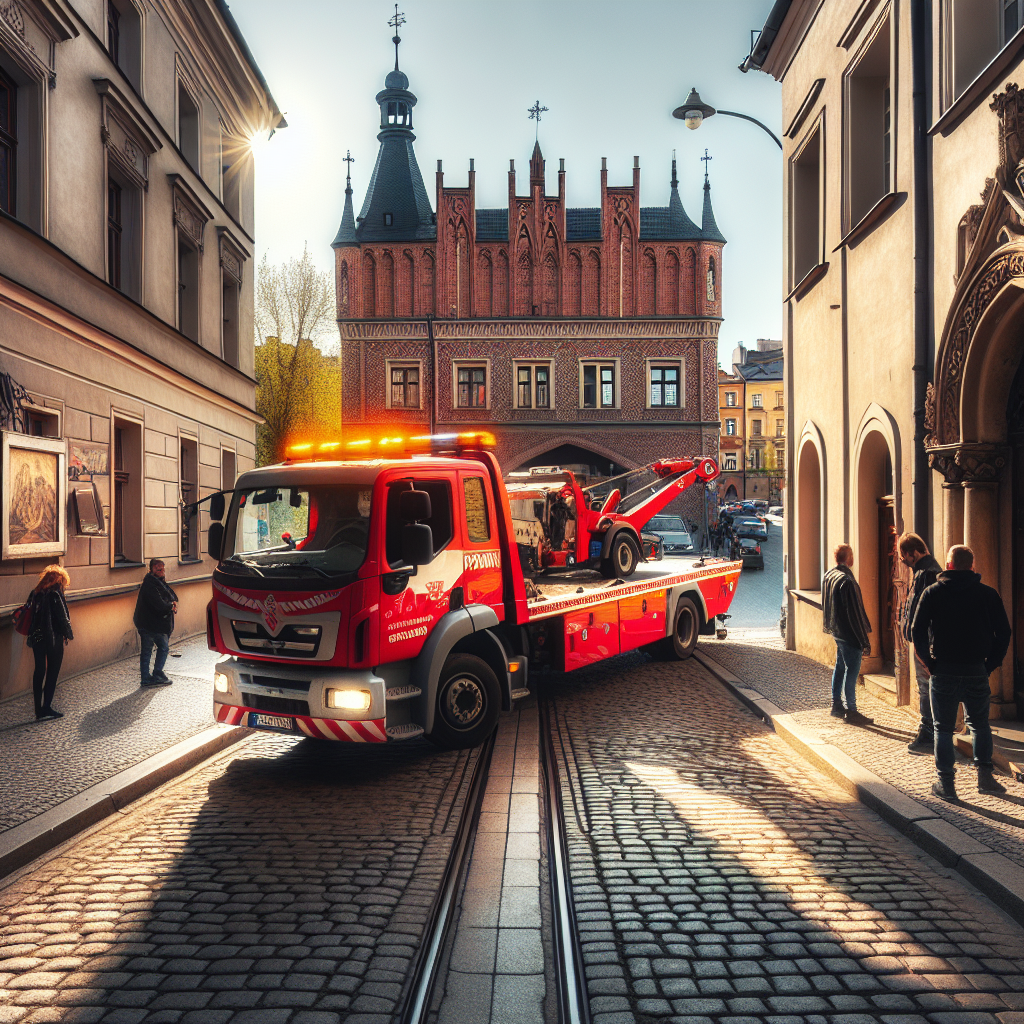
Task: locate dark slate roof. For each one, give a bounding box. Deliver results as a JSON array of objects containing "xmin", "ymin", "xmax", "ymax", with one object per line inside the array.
[
  {"xmin": 567, "ymin": 208, "xmax": 601, "ymax": 240},
  {"xmin": 476, "ymin": 209, "xmax": 508, "ymax": 241},
  {"xmin": 738, "ymin": 357, "xmax": 783, "ymax": 382},
  {"xmin": 701, "ymin": 180, "xmax": 727, "ymax": 244},
  {"xmin": 331, "ymin": 185, "xmax": 357, "ymax": 247},
  {"xmin": 354, "ymin": 133, "xmax": 436, "ymax": 243}
]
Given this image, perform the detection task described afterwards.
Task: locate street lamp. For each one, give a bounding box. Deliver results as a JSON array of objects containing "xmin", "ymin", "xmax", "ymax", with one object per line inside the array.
[{"xmin": 672, "ymin": 88, "xmax": 782, "ymax": 150}]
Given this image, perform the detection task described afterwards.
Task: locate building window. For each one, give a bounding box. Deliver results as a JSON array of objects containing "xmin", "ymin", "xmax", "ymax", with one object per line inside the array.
[
  {"xmin": 222, "ymin": 448, "xmax": 236, "ymax": 491},
  {"xmin": 390, "ymin": 364, "xmax": 421, "ymax": 408},
  {"xmin": 752, "ymin": 393, "xmax": 763, "ymax": 408},
  {"xmin": 775, "ymin": 390, "xmax": 783, "ymax": 407},
  {"xmin": 751, "ymin": 448, "xmax": 762, "ymax": 469},
  {"xmin": 581, "ymin": 362, "xmax": 617, "ymax": 409},
  {"xmin": 457, "ymin": 365, "xmax": 487, "ymax": 408},
  {"xmin": 107, "ymin": 1, "xmax": 142, "ymax": 88},
  {"xmin": 107, "ymin": 180, "xmax": 122, "ymax": 290},
  {"xmin": 752, "ymin": 420, "xmax": 762, "ymax": 436},
  {"xmin": 177, "ymin": 233, "xmax": 200, "ymax": 341},
  {"xmin": 24, "ymin": 404, "xmax": 60, "ymax": 437},
  {"xmin": 791, "ymin": 122, "xmax": 822, "ymax": 286},
  {"xmin": 107, "ymin": 3, "xmax": 120, "ymax": 65},
  {"xmin": 846, "ymin": 17, "xmax": 892, "ymax": 228},
  {"xmin": 0, "ymin": 67, "xmax": 16, "ymax": 216},
  {"xmin": 112, "ymin": 417, "xmax": 143, "ymax": 564},
  {"xmin": 180, "ymin": 436, "xmax": 198, "ymax": 560},
  {"xmin": 724, "ymin": 455, "xmax": 737, "ymax": 471},
  {"xmin": 776, "ymin": 419, "xmax": 785, "ymax": 437},
  {"xmin": 649, "ymin": 364, "xmax": 681, "ymax": 408},
  {"xmin": 222, "ymin": 273, "xmax": 239, "ymax": 367},
  {"xmin": 725, "ymin": 391, "xmax": 737, "ymax": 407},
  {"xmin": 725, "ymin": 419, "xmax": 737, "ymax": 436},
  {"xmin": 177, "ymin": 80, "xmax": 200, "ymax": 170},
  {"xmin": 515, "ymin": 363, "xmax": 551, "ymax": 410},
  {"xmin": 383, "ymin": 212, "xmax": 393, "ymax": 226}
]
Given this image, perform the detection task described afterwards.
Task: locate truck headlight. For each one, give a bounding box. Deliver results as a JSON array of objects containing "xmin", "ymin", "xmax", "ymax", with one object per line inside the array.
[
  {"xmin": 325, "ymin": 688, "xmax": 371, "ymax": 712},
  {"xmin": 214, "ymin": 672, "xmax": 230, "ymax": 693}
]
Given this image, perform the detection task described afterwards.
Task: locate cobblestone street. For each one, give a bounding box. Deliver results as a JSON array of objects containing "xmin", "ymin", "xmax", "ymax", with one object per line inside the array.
[
  {"xmin": 0, "ymin": 733, "xmax": 481, "ymax": 1022},
  {"xmin": 546, "ymin": 651, "xmax": 1024, "ymax": 1024}
]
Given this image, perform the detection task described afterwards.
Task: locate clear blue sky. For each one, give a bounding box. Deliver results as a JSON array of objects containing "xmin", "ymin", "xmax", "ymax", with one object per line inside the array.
[{"xmin": 232, "ymin": 0, "xmax": 783, "ymax": 367}]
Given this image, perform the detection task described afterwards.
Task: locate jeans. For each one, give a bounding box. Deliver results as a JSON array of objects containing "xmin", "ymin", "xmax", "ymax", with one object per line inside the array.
[
  {"xmin": 139, "ymin": 632, "xmax": 170, "ymax": 682},
  {"xmin": 930, "ymin": 672, "xmax": 993, "ymax": 779},
  {"xmin": 914, "ymin": 654, "xmax": 934, "ymax": 731},
  {"xmin": 831, "ymin": 640, "xmax": 863, "ymax": 710},
  {"xmin": 32, "ymin": 643, "xmax": 64, "ymax": 715}
]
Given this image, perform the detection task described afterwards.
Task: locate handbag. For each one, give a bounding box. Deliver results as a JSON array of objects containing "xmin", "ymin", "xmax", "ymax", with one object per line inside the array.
[{"xmin": 12, "ymin": 598, "xmax": 34, "ymax": 637}]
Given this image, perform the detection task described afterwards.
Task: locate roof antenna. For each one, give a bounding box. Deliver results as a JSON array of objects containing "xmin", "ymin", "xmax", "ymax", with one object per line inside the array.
[{"xmin": 389, "ymin": 4, "xmax": 406, "ymax": 71}]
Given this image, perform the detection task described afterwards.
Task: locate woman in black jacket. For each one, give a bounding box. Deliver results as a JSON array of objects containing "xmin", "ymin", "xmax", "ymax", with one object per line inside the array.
[{"xmin": 26, "ymin": 565, "xmax": 74, "ymax": 720}]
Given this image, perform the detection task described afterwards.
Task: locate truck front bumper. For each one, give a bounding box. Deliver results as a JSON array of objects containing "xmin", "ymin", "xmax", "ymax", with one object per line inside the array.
[{"xmin": 213, "ymin": 658, "xmax": 388, "ymax": 742}]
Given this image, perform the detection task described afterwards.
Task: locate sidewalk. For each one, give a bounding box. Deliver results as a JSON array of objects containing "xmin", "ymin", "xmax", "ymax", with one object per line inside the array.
[
  {"xmin": 696, "ymin": 629, "xmax": 1024, "ymax": 920},
  {"xmin": 0, "ymin": 635, "xmax": 224, "ymax": 834}
]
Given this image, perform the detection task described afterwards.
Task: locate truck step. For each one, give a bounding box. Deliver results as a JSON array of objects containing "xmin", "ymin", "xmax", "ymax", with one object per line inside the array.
[
  {"xmin": 386, "ymin": 723, "xmax": 425, "ymax": 741},
  {"xmin": 511, "ymin": 687, "xmax": 531, "ymax": 700},
  {"xmin": 386, "ymin": 685, "xmax": 423, "ymax": 702}
]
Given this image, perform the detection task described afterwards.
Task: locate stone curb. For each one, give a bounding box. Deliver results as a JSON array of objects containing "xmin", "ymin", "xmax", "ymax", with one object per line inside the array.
[
  {"xmin": 693, "ymin": 647, "xmax": 1024, "ymax": 928},
  {"xmin": 0, "ymin": 724, "xmax": 249, "ymax": 881}
]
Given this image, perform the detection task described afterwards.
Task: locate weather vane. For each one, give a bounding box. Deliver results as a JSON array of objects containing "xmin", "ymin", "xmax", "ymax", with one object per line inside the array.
[
  {"xmin": 343, "ymin": 149, "xmax": 355, "ymax": 188},
  {"xmin": 701, "ymin": 148, "xmax": 712, "ymax": 183},
  {"xmin": 389, "ymin": 4, "xmax": 406, "ymax": 71},
  {"xmin": 528, "ymin": 100, "xmax": 548, "ymax": 141}
]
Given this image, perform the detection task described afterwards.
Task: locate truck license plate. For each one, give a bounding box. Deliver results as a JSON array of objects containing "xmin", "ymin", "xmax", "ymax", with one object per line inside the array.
[{"xmin": 249, "ymin": 712, "xmax": 293, "ymax": 732}]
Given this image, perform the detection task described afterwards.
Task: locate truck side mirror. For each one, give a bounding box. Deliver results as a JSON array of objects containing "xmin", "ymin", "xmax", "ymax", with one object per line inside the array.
[
  {"xmin": 208, "ymin": 522, "xmax": 224, "ymax": 560},
  {"xmin": 400, "ymin": 489, "xmax": 431, "ymax": 522},
  {"xmin": 402, "ymin": 522, "xmax": 433, "ymax": 565},
  {"xmin": 210, "ymin": 492, "xmax": 225, "ymax": 521}
]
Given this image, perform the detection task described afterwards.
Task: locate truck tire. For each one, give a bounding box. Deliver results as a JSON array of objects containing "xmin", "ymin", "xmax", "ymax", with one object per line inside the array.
[
  {"xmin": 665, "ymin": 594, "xmax": 700, "ymax": 660},
  {"xmin": 602, "ymin": 534, "xmax": 639, "ymax": 578},
  {"xmin": 428, "ymin": 654, "xmax": 501, "ymax": 749}
]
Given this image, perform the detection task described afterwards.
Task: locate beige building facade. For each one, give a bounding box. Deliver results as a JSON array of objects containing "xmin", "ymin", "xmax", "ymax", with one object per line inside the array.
[
  {"xmin": 751, "ymin": 0, "xmax": 1023, "ymax": 720},
  {"xmin": 0, "ymin": 0, "xmax": 281, "ymax": 699}
]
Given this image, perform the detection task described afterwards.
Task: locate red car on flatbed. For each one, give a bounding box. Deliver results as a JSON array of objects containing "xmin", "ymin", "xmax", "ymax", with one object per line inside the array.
[{"xmin": 205, "ymin": 433, "xmax": 741, "ymax": 749}]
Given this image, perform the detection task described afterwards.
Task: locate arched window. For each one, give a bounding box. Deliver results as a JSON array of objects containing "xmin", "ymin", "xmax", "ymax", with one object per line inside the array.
[
  {"xmin": 640, "ymin": 250, "xmax": 656, "ymax": 316},
  {"xmin": 362, "ymin": 252, "xmax": 376, "ymax": 316},
  {"xmin": 797, "ymin": 440, "xmax": 823, "ymax": 590},
  {"xmin": 339, "ymin": 261, "xmax": 349, "ymax": 315},
  {"xmin": 706, "ymin": 256, "xmax": 716, "ymax": 303}
]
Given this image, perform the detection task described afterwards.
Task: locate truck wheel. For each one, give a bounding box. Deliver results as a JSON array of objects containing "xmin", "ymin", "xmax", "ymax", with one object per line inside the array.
[
  {"xmin": 666, "ymin": 595, "xmax": 701, "ymax": 660},
  {"xmin": 602, "ymin": 534, "xmax": 639, "ymax": 578},
  {"xmin": 428, "ymin": 654, "xmax": 501, "ymax": 750}
]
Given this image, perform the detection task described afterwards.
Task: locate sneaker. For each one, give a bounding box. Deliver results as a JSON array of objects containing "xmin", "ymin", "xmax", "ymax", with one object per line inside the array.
[
  {"xmin": 932, "ymin": 778, "xmax": 958, "ymax": 802},
  {"xmin": 152, "ymin": 672, "xmax": 172, "ymax": 683},
  {"xmin": 830, "ymin": 703, "xmax": 846, "ymax": 719},
  {"xmin": 977, "ymin": 767, "xmax": 1007, "ymax": 794},
  {"xmin": 37, "ymin": 708, "xmax": 63, "ymax": 720},
  {"xmin": 907, "ymin": 729, "xmax": 934, "ymax": 755},
  {"xmin": 140, "ymin": 678, "xmax": 172, "ymax": 687},
  {"xmin": 845, "ymin": 709, "xmax": 874, "ymax": 727}
]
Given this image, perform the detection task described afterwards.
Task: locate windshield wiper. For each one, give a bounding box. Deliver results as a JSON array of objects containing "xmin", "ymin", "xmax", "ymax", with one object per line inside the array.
[{"xmin": 222, "ymin": 560, "xmax": 265, "ymax": 577}]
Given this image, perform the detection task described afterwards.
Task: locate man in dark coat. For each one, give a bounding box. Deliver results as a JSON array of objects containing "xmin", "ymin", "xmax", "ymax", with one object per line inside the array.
[
  {"xmin": 899, "ymin": 533, "xmax": 943, "ymax": 754},
  {"xmin": 821, "ymin": 543, "xmax": 874, "ymax": 726},
  {"xmin": 911, "ymin": 545, "xmax": 1012, "ymax": 801},
  {"xmin": 134, "ymin": 559, "xmax": 178, "ymax": 687}
]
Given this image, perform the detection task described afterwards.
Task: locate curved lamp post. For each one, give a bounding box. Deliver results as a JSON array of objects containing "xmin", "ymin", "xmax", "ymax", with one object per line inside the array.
[{"xmin": 672, "ymin": 88, "xmax": 782, "ymax": 150}]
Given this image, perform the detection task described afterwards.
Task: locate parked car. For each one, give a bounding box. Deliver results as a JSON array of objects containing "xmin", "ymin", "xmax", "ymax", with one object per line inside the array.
[
  {"xmin": 768, "ymin": 505, "xmax": 784, "ymax": 517},
  {"xmin": 739, "ymin": 537, "xmax": 764, "ymax": 569},
  {"xmin": 645, "ymin": 515, "xmax": 694, "ymax": 555},
  {"xmin": 641, "ymin": 531, "xmax": 664, "ymax": 561},
  {"xmin": 734, "ymin": 516, "xmax": 769, "ymax": 541}
]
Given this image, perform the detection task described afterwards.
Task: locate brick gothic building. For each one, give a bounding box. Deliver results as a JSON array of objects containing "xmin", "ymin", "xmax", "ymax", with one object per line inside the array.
[{"xmin": 332, "ymin": 58, "xmax": 726, "ymax": 508}]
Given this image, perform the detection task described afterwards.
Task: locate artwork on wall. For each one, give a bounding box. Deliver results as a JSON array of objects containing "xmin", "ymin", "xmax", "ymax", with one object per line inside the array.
[
  {"xmin": 69, "ymin": 441, "xmax": 109, "ymax": 480},
  {"xmin": 2, "ymin": 431, "xmax": 67, "ymax": 559}
]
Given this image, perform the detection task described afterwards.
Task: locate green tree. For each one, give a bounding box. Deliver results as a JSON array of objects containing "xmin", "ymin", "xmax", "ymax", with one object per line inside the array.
[{"xmin": 254, "ymin": 246, "xmax": 339, "ymax": 465}]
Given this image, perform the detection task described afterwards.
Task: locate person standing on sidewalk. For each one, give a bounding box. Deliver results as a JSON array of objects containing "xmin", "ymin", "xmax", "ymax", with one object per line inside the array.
[
  {"xmin": 822, "ymin": 544, "xmax": 874, "ymax": 727},
  {"xmin": 25, "ymin": 565, "xmax": 74, "ymax": 720},
  {"xmin": 911, "ymin": 544, "xmax": 1012, "ymax": 801},
  {"xmin": 898, "ymin": 533, "xmax": 942, "ymax": 754},
  {"xmin": 134, "ymin": 559, "xmax": 178, "ymax": 687}
]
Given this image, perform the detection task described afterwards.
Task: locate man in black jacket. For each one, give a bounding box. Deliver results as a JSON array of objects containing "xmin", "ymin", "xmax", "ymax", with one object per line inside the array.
[
  {"xmin": 911, "ymin": 545, "xmax": 1012, "ymax": 800},
  {"xmin": 898, "ymin": 533, "xmax": 942, "ymax": 754},
  {"xmin": 821, "ymin": 544, "xmax": 874, "ymax": 726},
  {"xmin": 134, "ymin": 559, "xmax": 178, "ymax": 687}
]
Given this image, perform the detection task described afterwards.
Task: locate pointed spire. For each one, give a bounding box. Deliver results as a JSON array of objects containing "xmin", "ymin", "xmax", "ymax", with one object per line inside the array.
[
  {"xmin": 667, "ymin": 155, "xmax": 700, "ymax": 238},
  {"xmin": 331, "ymin": 150, "xmax": 357, "ymax": 247},
  {"xmin": 530, "ymin": 140, "xmax": 545, "ymax": 189},
  {"xmin": 388, "ymin": 4, "xmax": 406, "ymax": 72},
  {"xmin": 701, "ymin": 155, "xmax": 726, "ymax": 244}
]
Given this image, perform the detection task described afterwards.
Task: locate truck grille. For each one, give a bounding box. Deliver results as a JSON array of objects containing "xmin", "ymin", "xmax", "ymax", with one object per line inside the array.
[
  {"xmin": 241, "ymin": 693, "xmax": 310, "ymax": 716},
  {"xmin": 243, "ymin": 675, "xmax": 311, "ymax": 693},
  {"xmin": 231, "ymin": 621, "xmax": 322, "ymax": 658}
]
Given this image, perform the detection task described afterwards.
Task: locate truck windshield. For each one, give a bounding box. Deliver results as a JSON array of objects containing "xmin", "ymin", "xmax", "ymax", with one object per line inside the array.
[{"xmin": 220, "ymin": 485, "xmax": 372, "ymax": 580}]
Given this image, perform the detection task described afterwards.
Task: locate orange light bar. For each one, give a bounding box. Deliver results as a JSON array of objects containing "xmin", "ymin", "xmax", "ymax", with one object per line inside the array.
[{"xmin": 284, "ymin": 432, "xmax": 496, "ymax": 463}]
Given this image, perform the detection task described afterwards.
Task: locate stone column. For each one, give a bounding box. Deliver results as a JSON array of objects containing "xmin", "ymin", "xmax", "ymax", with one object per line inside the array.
[{"xmin": 942, "ymin": 483, "xmax": 964, "ymax": 555}]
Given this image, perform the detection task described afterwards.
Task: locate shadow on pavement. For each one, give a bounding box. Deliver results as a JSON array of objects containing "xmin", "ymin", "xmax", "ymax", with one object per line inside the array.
[{"xmin": 76, "ymin": 686, "xmax": 160, "ymax": 741}]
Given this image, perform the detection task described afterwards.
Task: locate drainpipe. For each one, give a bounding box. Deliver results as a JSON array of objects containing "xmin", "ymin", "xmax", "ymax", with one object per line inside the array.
[
  {"xmin": 911, "ymin": 0, "xmax": 932, "ymax": 543},
  {"xmin": 427, "ymin": 314, "xmax": 437, "ymax": 435}
]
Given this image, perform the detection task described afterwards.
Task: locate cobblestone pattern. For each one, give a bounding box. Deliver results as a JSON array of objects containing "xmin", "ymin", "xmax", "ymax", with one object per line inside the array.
[
  {"xmin": 0, "ymin": 637, "xmax": 221, "ymax": 833},
  {"xmin": 0, "ymin": 731, "xmax": 481, "ymax": 1023},
  {"xmin": 546, "ymin": 651, "xmax": 1024, "ymax": 1024},
  {"xmin": 704, "ymin": 636, "xmax": 1024, "ymax": 869}
]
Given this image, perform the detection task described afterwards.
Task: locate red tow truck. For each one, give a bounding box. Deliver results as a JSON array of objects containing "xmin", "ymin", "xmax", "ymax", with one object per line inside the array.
[{"xmin": 205, "ymin": 433, "xmax": 741, "ymax": 749}]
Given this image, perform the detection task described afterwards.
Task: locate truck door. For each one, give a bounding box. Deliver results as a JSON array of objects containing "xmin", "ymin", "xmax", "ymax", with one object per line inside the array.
[
  {"xmin": 459, "ymin": 471, "xmax": 503, "ymax": 617},
  {"xmin": 379, "ymin": 474, "xmax": 460, "ymax": 662}
]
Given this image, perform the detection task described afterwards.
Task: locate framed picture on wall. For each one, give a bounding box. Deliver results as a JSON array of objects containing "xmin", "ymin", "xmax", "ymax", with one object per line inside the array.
[{"xmin": 2, "ymin": 431, "xmax": 68, "ymax": 559}]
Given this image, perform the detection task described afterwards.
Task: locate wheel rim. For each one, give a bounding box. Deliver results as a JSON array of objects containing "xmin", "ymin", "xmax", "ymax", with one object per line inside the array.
[
  {"xmin": 441, "ymin": 675, "xmax": 485, "ymax": 730},
  {"xmin": 616, "ymin": 541, "xmax": 633, "ymax": 574}
]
